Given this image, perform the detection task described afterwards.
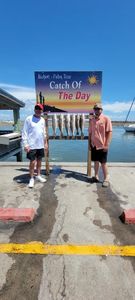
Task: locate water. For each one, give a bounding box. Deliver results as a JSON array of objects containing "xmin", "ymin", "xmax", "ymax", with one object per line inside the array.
[
  {"xmin": 1, "ymin": 126, "xmax": 135, "ymax": 162},
  {"xmin": 108, "ymin": 126, "xmax": 135, "ymax": 162},
  {"xmin": 49, "ymin": 126, "xmax": 135, "ymax": 162}
]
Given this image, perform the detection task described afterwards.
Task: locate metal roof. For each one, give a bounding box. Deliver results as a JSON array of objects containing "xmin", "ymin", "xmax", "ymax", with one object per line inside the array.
[{"xmin": 0, "ymin": 88, "xmax": 25, "ymax": 110}]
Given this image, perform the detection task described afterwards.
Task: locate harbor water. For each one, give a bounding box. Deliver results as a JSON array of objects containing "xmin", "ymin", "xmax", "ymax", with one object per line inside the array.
[{"xmin": 1, "ymin": 125, "xmax": 135, "ymax": 162}]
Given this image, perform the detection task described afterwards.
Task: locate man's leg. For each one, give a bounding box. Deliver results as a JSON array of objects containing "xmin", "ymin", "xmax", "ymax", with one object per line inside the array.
[
  {"xmin": 29, "ymin": 160, "xmax": 36, "ymax": 178},
  {"xmin": 34, "ymin": 160, "xmax": 38, "ymax": 175},
  {"xmin": 91, "ymin": 147, "xmax": 100, "ymax": 181},
  {"xmin": 36, "ymin": 159, "xmax": 42, "ymax": 176},
  {"xmin": 94, "ymin": 161, "xmax": 100, "ymax": 180},
  {"xmin": 26, "ymin": 150, "xmax": 37, "ymax": 188},
  {"xmin": 28, "ymin": 160, "xmax": 35, "ymax": 188},
  {"xmin": 35, "ymin": 149, "xmax": 46, "ymax": 183},
  {"xmin": 36, "ymin": 158, "xmax": 46, "ymax": 183},
  {"xmin": 101, "ymin": 162, "xmax": 109, "ymax": 181}
]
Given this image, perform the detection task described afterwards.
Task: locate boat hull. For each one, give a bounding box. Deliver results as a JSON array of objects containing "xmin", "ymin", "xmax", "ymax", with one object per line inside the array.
[{"xmin": 124, "ymin": 125, "xmax": 135, "ymax": 132}]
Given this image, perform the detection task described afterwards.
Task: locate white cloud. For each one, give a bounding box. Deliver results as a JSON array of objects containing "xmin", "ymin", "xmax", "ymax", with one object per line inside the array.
[
  {"xmin": 0, "ymin": 83, "xmax": 35, "ymax": 101},
  {"xmin": 103, "ymin": 101, "xmax": 135, "ymax": 113},
  {"xmin": 103, "ymin": 100, "xmax": 135, "ymax": 121},
  {"xmin": 0, "ymin": 83, "xmax": 36, "ymax": 121}
]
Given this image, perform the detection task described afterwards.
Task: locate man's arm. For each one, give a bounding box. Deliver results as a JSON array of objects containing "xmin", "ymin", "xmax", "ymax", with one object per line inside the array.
[
  {"xmin": 104, "ymin": 131, "xmax": 112, "ymax": 150},
  {"xmin": 22, "ymin": 119, "xmax": 30, "ymax": 152},
  {"xmin": 43, "ymin": 118, "xmax": 48, "ymax": 150},
  {"xmin": 88, "ymin": 119, "xmax": 92, "ymax": 149},
  {"xmin": 88, "ymin": 132, "xmax": 92, "ymax": 149}
]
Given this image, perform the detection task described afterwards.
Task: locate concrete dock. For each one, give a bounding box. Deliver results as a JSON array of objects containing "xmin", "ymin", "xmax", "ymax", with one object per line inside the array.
[{"xmin": 0, "ymin": 162, "xmax": 135, "ymax": 299}]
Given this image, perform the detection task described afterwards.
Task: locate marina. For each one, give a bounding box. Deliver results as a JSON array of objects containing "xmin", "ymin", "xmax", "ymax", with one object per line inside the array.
[
  {"xmin": 1, "ymin": 1, "xmax": 135, "ymax": 298},
  {"xmin": 0, "ymin": 88, "xmax": 25, "ymax": 161},
  {"xmin": 1, "ymin": 125, "xmax": 135, "ymax": 163},
  {"xmin": 0, "ymin": 90, "xmax": 135, "ymax": 165}
]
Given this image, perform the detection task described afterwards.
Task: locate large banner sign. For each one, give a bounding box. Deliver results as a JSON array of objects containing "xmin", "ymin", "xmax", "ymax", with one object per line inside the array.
[{"xmin": 35, "ymin": 71, "xmax": 102, "ymax": 113}]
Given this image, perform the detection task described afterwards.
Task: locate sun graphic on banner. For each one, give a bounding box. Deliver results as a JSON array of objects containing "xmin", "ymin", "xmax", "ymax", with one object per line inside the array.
[{"xmin": 88, "ymin": 75, "xmax": 98, "ymax": 85}]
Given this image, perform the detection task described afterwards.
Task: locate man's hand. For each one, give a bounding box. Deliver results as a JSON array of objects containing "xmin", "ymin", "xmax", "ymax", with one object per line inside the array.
[
  {"xmin": 103, "ymin": 145, "xmax": 109, "ymax": 152},
  {"xmin": 24, "ymin": 145, "xmax": 30, "ymax": 153},
  {"xmin": 88, "ymin": 134, "xmax": 92, "ymax": 150},
  {"xmin": 89, "ymin": 143, "xmax": 92, "ymax": 151}
]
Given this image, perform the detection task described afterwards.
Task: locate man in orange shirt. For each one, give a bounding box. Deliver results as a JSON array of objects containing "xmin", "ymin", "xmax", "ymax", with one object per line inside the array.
[{"xmin": 89, "ymin": 103, "xmax": 112, "ymax": 187}]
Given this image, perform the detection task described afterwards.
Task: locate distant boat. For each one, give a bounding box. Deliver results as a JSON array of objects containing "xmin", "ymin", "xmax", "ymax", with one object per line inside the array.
[
  {"xmin": 124, "ymin": 97, "xmax": 135, "ymax": 133},
  {"xmin": 124, "ymin": 124, "xmax": 135, "ymax": 132}
]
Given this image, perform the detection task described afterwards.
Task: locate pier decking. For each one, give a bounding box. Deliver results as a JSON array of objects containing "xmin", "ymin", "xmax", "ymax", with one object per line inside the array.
[{"xmin": 0, "ymin": 162, "xmax": 135, "ymax": 299}]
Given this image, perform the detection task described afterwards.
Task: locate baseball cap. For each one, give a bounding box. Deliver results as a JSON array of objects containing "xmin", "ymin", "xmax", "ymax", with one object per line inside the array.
[
  {"xmin": 93, "ymin": 103, "xmax": 103, "ymax": 110},
  {"xmin": 35, "ymin": 103, "xmax": 43, "ymax": 110}
]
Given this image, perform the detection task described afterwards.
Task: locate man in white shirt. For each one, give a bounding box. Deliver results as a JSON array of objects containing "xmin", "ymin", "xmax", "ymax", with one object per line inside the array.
[{"xmin": 22, "ymin": 103, "xmax": 48, "ymax": 188}]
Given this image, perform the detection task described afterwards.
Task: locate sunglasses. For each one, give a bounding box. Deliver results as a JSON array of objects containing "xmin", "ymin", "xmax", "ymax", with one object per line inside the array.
[{"xmin": 35, "ymin": 106, "xmax": 42, "ymax": 110}]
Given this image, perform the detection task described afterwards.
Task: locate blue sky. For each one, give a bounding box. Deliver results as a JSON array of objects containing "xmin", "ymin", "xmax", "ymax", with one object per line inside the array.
[{"xmin": 0, "ymin": 0, "xmax": 135, "ymax": 121}]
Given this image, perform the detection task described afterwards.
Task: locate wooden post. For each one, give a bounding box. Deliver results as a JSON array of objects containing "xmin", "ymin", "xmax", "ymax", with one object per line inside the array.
[
  {"xmin": 13, "ymin": 109, "xmax": 20, "ymax": 132},
  {"xmin": 44, "ymin": 113, "xmax": 50, "ymax": 175},
  {"xmin": 87, "ymin": 114, "xmax": 91, "ymax": 177},
  {"xmin": 16, "ymin": 150, "xmax": 22, "ymax": 162}
]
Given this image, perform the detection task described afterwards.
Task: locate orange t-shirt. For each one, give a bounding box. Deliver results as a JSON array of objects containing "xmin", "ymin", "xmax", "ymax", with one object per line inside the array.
[{"xmin": 89, "ymin": 114, "xmax": 112, "ymax": 149}]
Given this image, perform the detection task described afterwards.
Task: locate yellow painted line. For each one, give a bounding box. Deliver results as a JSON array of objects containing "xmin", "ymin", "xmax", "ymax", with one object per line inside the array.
[{"xmin": 0, "ymin": 243, "xmax": 135, "ymax": 256}]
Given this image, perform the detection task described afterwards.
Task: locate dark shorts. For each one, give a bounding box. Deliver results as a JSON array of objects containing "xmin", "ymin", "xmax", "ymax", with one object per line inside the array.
[
  {"xmin": 27, "ymin": 148, "xmax": 44, "ymax": 161},
  {"xmin": 91, "ymin": 146, "xmax": 108, "ymax": 164}
]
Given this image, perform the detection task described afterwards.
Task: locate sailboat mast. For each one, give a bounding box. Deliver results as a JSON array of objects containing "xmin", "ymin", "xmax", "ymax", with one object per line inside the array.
[{"xmin": 124, "ymin": 97, "xmax": 135, "ymax": 125}]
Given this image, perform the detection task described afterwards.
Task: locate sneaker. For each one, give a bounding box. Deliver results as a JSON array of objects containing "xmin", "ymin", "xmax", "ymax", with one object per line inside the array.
[
  {"xmin": 28, "ymin": 178, "xmax": 34, "ymax": 188},
  {"xmin": 36, "ymin": 175, "xmax": 46, "ymax": 183},
  {"xmin": 91, "ymin": 176, "xmax": 99, "ymax": 183},
  {"xmin": 102, "ymin": 180, "xmax": 109, "ymax": 187}
]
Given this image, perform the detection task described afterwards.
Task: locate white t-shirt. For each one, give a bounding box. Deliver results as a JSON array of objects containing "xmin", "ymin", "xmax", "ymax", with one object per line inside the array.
[{"xmin": 22, "ymin": 115, "xmax": 46, "ymax": 149}]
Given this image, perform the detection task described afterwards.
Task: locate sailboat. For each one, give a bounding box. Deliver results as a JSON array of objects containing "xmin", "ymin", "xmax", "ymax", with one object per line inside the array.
[
  {"xmin": 124, "ymin": 97, "xmax": 135, "ymax": 132},
  {"xmin": 124, "ymin": 124, "xmax": 135, "ymax": 132}
]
